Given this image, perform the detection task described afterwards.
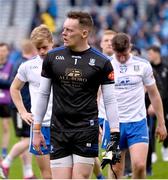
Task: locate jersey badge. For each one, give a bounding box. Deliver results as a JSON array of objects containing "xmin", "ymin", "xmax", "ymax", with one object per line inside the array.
[
  {"xmin": 134, "ymin": 65, "xmax": 140, "ymax": 72},
  {"xmin": 120, "ymin": 64, "xmax": 127, "ymax": 73},
  {"xmin": 89, "ymin": 58, "xmax": 96, "ymax": 66}
]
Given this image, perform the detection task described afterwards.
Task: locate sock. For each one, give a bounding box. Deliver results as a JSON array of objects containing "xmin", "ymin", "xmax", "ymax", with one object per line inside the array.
[
  {"xmin": 2, "ymin": 148, "xmax": 7, "ymax": 159},
  {"xmin": 97, "ymin": 173, "xmax": 105, "ymax": 179},
  {"xmin": 2, "ymin": 155, "xmax": 13, "ymax": 168},
  {"xmin": 23, "ymin": 164, "xmax": 33, "ymax": 178}
]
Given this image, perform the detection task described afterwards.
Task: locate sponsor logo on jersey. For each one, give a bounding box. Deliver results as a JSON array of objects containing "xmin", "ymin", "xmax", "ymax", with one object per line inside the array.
[
  {"xmin": 117, "ymin": 76, "xmax": 130, "ymax": 85},
  {"xmin": 55, "ymin": 55, "xmax": 64, "ymax": 60},
  {"xmin": 65, "ymin": 68, "xmax": 82, "ymax": 77},
  {"xmin": 108, "ymin": 71, "xmax": 114, "ymax": 80},
  {"xmin": 134, "ymin": 65, "xmax": 140, "ymax": 72},
  {"xmin": 89, "ymin": 58, "xmax": 96, "ymax": 66},
  {"xmin": 119, "ymin": 64, "xmax": 127, "ymax": 73}
]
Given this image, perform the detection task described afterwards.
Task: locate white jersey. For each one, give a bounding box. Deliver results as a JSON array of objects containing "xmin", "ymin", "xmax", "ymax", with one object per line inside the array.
[
  {"xmin": 111, "ymin": 54, "xmax": 155, "ymax": 123},
  {"xmin": 16, "ymin": 55, "xmax": 52, "ymax": 127}
]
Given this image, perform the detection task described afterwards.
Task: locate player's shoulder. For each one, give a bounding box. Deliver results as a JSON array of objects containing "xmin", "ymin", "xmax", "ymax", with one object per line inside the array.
[
  {"xmin": 132, "ymin": 55, "xmax": 150, "ymax": 65},
  {"xmin": 90, "ymin": 47, "xmax": 111, "ymax": 62},
  {"xmin": 19, "ymin": 55, "xmax": 41, "ymax": 69},
  {"xmin": 48, "ymin": 46, "xmax": 66, "ymax": 54}
]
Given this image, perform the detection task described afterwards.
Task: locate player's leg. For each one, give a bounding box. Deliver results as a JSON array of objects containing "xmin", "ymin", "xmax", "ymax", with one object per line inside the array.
[
  {"xmin": 72, "ymin": 155, "xmax": 94, "ymax": 179},
  {"xmin": 0, "ymin": 105, "xmax": 11, "ymax": 158},
  {"xmin": 128, "ymin": 119, "xmax": 149, "ymax": 179},
  {"xmin": 50, "ymin": 156, "xmax": 73, "ymax": 179},
  {"xmin": 129, "ymin": 143, "xmax": 148, "ymax": 178},
  {"xmin": 29, "ymin": 126, "xmax": 52, "ymax": 179},
  {"xmin": 36, "ymin": 154, "xmax": 51, "ymax": 179},
  {"xmin": 1, "ymin": 118, "xmax": 10, "ymax": 158},
  {"xmin": 20, "ymin": 149, "xmax": 35, "ymax": 179},
  {"xmin": 72, "ymin": 124, "xmax": 99, "ymax": 179},
  {"xmin": 50, "ymin": 129, "xmax": 73, "ymax": 179},
  {"xmin": 1, "ymin": 138, "xmax": 29, "ymax": 178},
  {"xmin": 11, "ymin": 110, "xmax": 35, "ymax": 178},
  {"xmin": 93, "ymin": 157, "xmax": 105, "ymax": 179},
  {"xmin": 108, "ymin": 150, "xmax": 126, "ymax": 179},
  {"xmin": 2, "ymin": 138, "xmax": 29, "ymax": 165}
]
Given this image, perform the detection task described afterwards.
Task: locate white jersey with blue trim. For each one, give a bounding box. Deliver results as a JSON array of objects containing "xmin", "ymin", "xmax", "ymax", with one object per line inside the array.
[
  {"xmin": 111, "ymin": 54, "xmax": 155, "ymax": 123},
  {"xmin": 16, "ymin": 55, "xmax": 52, "ymax": 127}
]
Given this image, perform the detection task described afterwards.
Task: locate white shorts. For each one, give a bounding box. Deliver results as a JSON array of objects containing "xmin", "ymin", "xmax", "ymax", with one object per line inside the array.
[{"xmin": 50, "ymin": 154, "xmax": 95, "ymax": 168}]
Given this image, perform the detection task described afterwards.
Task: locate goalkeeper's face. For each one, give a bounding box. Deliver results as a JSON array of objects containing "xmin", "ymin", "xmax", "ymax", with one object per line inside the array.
[
  {"xmin": 36, "ymin": 40, "xmax": 53, "ymax": 59},
  {"xmin": 62, "ymin": 18, "xmax": 89, "ymax": 50}
]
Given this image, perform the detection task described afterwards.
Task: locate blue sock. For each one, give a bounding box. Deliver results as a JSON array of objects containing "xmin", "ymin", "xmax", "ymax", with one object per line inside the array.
[
  {"xmin": 2, "ymin": 148, "xmax": 7, "ymax": 158},
  {"xmin": 97, "ymin": 173, "xmax": 105, "ymax": 179}
]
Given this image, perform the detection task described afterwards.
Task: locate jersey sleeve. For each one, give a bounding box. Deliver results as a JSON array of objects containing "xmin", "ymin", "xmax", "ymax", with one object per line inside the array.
[
  {"xmin": 41, "ymin": 54, "xmax": 52, "ymax": 79},
  {"xmin": 16, "ymin": 62, "xmax": 28, "ymax": 82},
  {"xmin": 143, "ymin": 62, "xmax": 155, "ymax": 86},
  {"xmin": 101, "ymin": 60, "xmax": 115, "ymax": 85}
]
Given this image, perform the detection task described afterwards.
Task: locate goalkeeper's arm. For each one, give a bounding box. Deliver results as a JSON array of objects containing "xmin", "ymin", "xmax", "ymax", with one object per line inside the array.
[
  {"xmin": 101, "ymin": 84, "xmax": 121, "ymax": 169},
  {"xmin": 101, "ymin": 83, "xmax": 119, "ymax": 132}
]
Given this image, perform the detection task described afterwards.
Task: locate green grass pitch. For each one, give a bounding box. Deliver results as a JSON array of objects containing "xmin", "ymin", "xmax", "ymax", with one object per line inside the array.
[{"xmin": 0, "ymin": 120, "xmax": 168, "ymax": 179}]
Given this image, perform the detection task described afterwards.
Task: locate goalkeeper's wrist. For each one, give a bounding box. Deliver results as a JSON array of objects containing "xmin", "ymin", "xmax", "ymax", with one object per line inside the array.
[
  {"xmin": 33, "ymin": 123, "xmax": 41, "ymax": 131},
  {"xmin": 32, "ymin": 129, "xmax": 41, "ymax": 133},
  {"xmin": 110, "ymin": 132, "xmax": 120, "ymax": 145}
]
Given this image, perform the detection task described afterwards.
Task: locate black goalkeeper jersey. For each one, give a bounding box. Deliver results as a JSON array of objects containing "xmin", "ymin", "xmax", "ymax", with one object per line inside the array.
[{"xmin": 41, "ymin": 46, "xmax": 114, "ymax": 131}]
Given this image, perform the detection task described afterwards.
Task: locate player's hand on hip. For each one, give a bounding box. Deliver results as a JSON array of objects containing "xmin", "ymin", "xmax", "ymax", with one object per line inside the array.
[
  {"xmin": 19, "ymin": 111, "xmax": 34, "ymax": 125},
  {"xmin": 32, "ymin": 131, "xmax": 47, "ymax": 155},
  {"xmin": 155, "ymin": 122, "xmax": 167, "ymax": 142}
]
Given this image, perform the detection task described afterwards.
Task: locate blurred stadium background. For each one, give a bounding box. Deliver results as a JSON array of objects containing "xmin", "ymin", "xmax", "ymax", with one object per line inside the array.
[
  {"xmin": 1, "ymin": 0, "xmax": 168, "ymax": 179},
  {"xmin": 1, "ymin": 0, "xmax": 168, "ymax": 58}
]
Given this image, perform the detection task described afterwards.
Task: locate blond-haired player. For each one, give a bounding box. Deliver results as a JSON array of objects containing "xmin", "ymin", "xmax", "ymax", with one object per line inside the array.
[{"xmin": 9, "ymin": 25, "xmax": 54, "ymax": 179}]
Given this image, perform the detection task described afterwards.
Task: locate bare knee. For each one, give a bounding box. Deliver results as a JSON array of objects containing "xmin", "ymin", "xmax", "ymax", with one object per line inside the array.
[
  {"xmin": 41, "ymin": 169, "xmax": 52, "ymax": 179},
  {"xmin": 108, "ymin": 163, "xmax": 123, "ymax": 179},
  {"xmin": 73, "ymin": 170, "xmax": 91, "ymax": 179},
  {"xmin": 133, "ymin": 161, "xmax": 146, "ymax": 172},
  {"xmin": 132, "ymin": 161, "xmax": 146, "ymax": 178}
]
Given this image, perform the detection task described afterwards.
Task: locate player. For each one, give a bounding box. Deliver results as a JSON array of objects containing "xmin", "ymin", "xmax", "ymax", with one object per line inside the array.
[
  {"xmin": 0, "ymin": 43, "xmax": 13, "ymax": 159},
  {"xmin": 9, "ymin": 25, "xmax": 53, "ymax": 179},
  {"xmin": 32, "ymin": 11, "xmax": 120, "ymax": 179},
  {"xmin": 108, "ymin": 33, "xmax": 167, "ymax": 179},
  {"xmin": 0, "ymin": 40, "xmax": 37, "ymax": 179}
]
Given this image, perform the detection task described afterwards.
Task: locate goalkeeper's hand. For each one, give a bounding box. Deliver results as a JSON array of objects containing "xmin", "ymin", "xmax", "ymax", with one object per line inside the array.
[{"xmin": 101, "ymin": 132, "xmax": 121, "ymax": 169}]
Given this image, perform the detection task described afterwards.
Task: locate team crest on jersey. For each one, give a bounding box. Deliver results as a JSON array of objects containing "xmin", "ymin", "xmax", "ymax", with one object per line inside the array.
[
  {"xmin": 120, "ymin": 64, "xmax": 127, "ymax": 73},
  {"xmin": 108, "ymin": 71, "xmax": 114, "ymax": 80},
  {"xmin": 89, "ymin": 58, "xmax": 95, "ymax": 66},
  {"xmin": 134, "ymin": 65, "xmax": 140, "ymax": 72}
]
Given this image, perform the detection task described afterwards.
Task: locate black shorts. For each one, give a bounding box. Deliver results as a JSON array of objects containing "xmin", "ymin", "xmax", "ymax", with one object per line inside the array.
[
  {"xmin": 0, "ymin": 104, "xmax": 11, "ymax": 118},
  {"xmin": 50, "ymin": 126, "xmax": 99, "ymax": 160},
  {"xmin": 11, "ymin": 109, "xmax": 30, "ymax": 137}
]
